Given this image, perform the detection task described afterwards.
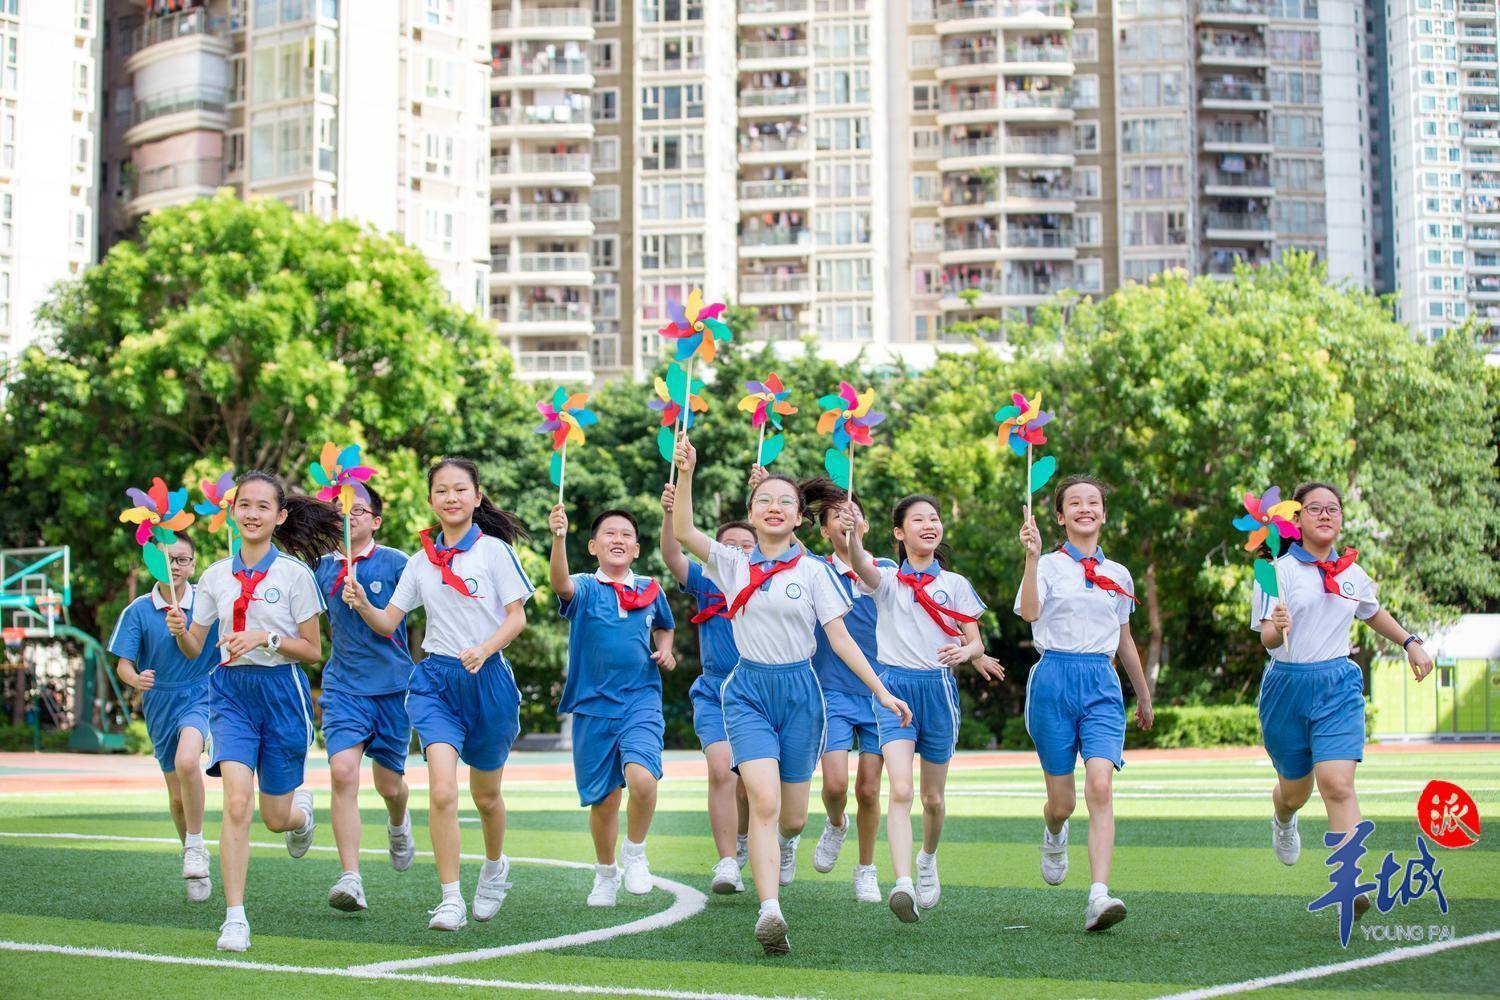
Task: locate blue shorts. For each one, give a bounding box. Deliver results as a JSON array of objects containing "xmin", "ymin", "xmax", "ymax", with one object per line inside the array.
[
  {"xmin": 571, "ymin": 704, "xmax": 664, "ymax": 806},
  {"xmin": 721, "ymin": 659, "xmax": 825, "ymax": 783},
  {"xmin": 875, "ymin": 666, "xmax": 958, "ymax": 764},
  {"xmin": 406, "ymin": 653, "xmax": 520, "ymax": 772},
  {"xmin": 1257, "ymin": 657, "xmax": 1366, "ymax": 781},
  {"xmin": 1025, "ymin": 651, "xmax": 1125, "ymax": 776},
  {"xmin": 689, "ymin": 671, "xmax": 731, "ymax": 749},
  {"xmin": 142, "ymin": 680, "xmax": 212, "ymax": 774},
  {"xmin": 319, "ymin": 687, "xmax": 412, "ymax": 774},
  {"xmin": 824, "ymin": 687, "xmax": 882, "ymax": 757},
  {"xmin": 207, "ymin": 664, "xmax": 315, "ymax": 796}
]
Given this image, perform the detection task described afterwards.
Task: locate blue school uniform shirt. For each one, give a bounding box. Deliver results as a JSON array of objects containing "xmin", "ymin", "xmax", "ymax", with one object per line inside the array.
[
  {"xmin": 558, "ymin": 570, "xmax": 676, "ymax": 717},
  {"xmin": 683, "ymin": 560, "xmax": 740, "ymax": 677},
  {"xmin": 813, "ymin": 554, "xmax": 894, "ymax": 695},
  {"xmin": 107, "ymin": 582, "xmax": 220, "ymax": 688},
  {"xmin": 315, "ymin": 542, "xmax": 413, "ymax": 696}
]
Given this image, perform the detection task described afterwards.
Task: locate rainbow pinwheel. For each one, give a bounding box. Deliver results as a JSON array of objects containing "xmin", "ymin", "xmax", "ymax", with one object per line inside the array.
[
  {"xmin": 994, "ymin": 390, "xmax": 1057, "ymax": 504},
  {"xmin": 650, "ymin": 363, "xmax": 706, "ymax": 464},
  {"xmin": 534, "ymin": 386, "xmax": 598, "ymax": 497},
  {"xmin": 310, "ymin": 443, "xmax": 376, "ymax": 516},
  {"xmin": 120, "ymin": 476, "xmax": 196, "ymax": 595},
  {"xmin": 193, "ymin": 469, "xmax": 240, "ymax": 561},
  {"xmin": 1232, "ymin": 486, "xmax": 1302, "ymax": 598},
  {"xmin": 739, "ymin": 373, "xmax": 797, "ymax": 467},
  {"xmin": 658, "ymin": 288, "xmax": 732, "ymax": 364},
  {"xmin": 816, "ymin": 382, "xmax": 885, "ymax": 493}
]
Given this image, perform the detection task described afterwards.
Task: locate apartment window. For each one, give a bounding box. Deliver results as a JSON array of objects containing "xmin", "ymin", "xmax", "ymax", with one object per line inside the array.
[
  {"xmin": 0, "ymin": 106, "xmax": 13, "ymax": 170},
  {"xmin": 592, "ymin": 137, "xmax": 620, "ymax": 171},
  {"xmin": 1274, "ymin": 157, "xmax": 1324, "ymax": 192},
  {"xmin": 640, "ymin": 131, "xmax": 705, "ymax": 170},
  {"xmin": 815, "ymin": 68, "xmax": 871, "ymax": 107},
  {"xmin": 815, "ymin": 116, "xmax": 871, "ymax": 151},
  {"xmin": 640, "ymin": 180, "xmax": 705, "ymax": 220},
  {"xmin": 1073, "ymin": 122, "xmax": 1100, "ymax": 154},
  {"xmin": 912, "ymin": 172, "xmax": 940, "ymax": 204},
  {"xmin": 1122, "ymin": 256, "xmax": 1186, "ymax": 282},
  {"xmin": 1273, "ymin": 113, "xmax": 1323, "ymax": 149},
  {"xmin": 250, "ymin": 108, "xmax": 313, "ymax": 180},
  {"xmin": 1076, "ymin": 213, "xmax": 1102, "ymax": 247},
  {"xmin": 590, "ymin": 185, "xmax": 620, "ymax": 221},
  {"xmin": 592, "ymin": 284, "xmax": 620, "ymax": 321},
  {"xmin": 226, "ymin": 132, "xmax": 244, "ymax": 174},
  {"xmin": 0, "ymin": 191, "xmax": 10, "ymax": 249},
  {"xmin": 69, "ymin": 209, "xmax": 87, "ymax": 256},
  {"xmin": 910, "ymin": 83, "xmax": 940, "ymax": 114},
  {"xmin": 1071, "ymin": 30, "xmax": 1098, "ymax": 62},
  {"xmin": 592, "ymin": 236, "xmax": 618, "ymax": 269},
  {"xmin": 591, "ymin": 333, "xmax": 620, "ymax": 370},
  {"xmin": 590, "ymin": 41, "xmax": 617, "ymax": 73},
  {"xmin": 911, "ymin": 219, "xmax": 942, "ymax": 252},
  {"xmin": 816, "ymin": 302, "xmax": 873, "ymax": 342},
  {"xmin": 2, "ymin": 24, "xmax": 18, "ymax": 90},
  {"xmin": 0, "ymin": 1, "xmax": 15, "ymax": 15},
  {"xmin": 1270, "ymin": 70, "xmax": 1320, "ymax": 105},
  {"xmin": 818, "ymin": 257, "xmax": 873, "ymax": 293},
  {"xmin": 421, "ymin": 131, "xmax": 455, "ymax": 178},
  {"xmin": 815, "ymin": 159, "xmax": 872, "ymax": 198},
  {"xmin": 593, "ymin": 0, "xmax": 619, "ymax": 24},
  {"xmin": 0, "ymin": 268, "xmax": 9, "ymax": 328},
  {"xmin": 910, "ymin": 127, "xmax": 940, "ymax": 158},
  {"xmin": 814, "ymin": 21, "xmax": 870, "ymax": 59},
  {"xmin": 913, "ymin": 313, "xmax": 939, "ymax": 341},
  {"xmin": 317, "ymin": 37, "xmax": 337, "ymax": 95},
  {"xmin": 640, "ymin": 0, "xmax": 703, "ymax": 23},
  {"xmin": 1073, "ymin": 75, "xmax": 1099, "ymax": 110},
  {"xmin": 421, "ymin": 208, "xmax": 456, "ymax": 255},
  {"xmin": 1122, "ymin": 162, "xmax": 1187, "ymax": 199},
  {"xmin": 230, "ymin": 57, "xmax": 246, "ymax": 103},
  {"xmin": 641, "ymin": 232, "xmax": 704, "ymax": 269},
  {"xmin": 641, "ymin": 33, "xmax": 702, "ymax": 72},
  {"xmin": 1269, "ymin": 29, "xmax": 1319, "ymax": 62},
  {"xmin": 593, "ymin": 88, "xmax": 619, "ymax": 122},
  {"xmin": 1118, "ymin": 24, "xmax": 1186, "ymax": 60},
  {"xmin": 422, "ymin": 55, "xmax": 458, "ymax": 102},
  {"xmin": 910, "ymin": 0, "xmax": 935, "ymax": 21},
  {"xmin": 1072, "ymin": 166, "xmax": 1101, "ymax": 199},
  {"xmin": 1268, "ymin": 0, "xmax": 1318, "ymax": 17},
  {"xmin": 815, "ymin": 207, "xmax": 871, "ymax": 246},
  {"xmin": 72, "ymin": 133, "xmax": 89, "ymax": 175},
  {"xmin": 1120, "ymin": 117, "xmax": 1186, "ymax": 153},
  {"xmin": 640, "ymin": 84, "xmax": 703, "ymax": 121},
  {"xmin": 910, "ymin": 265, "xmax": 940, "ymax": 297},
  {"xmin": 909, "ymin": 37, "xmax": 940, "ymax": 69},
  {"xmin": 1272, "ymin": 198, "xmax": 1325, "ymax": 235},
  {"xmin": 1120, "ymin": 70, "xmax": 1184, "ymax": 108},
  {"xmin": 1124, "ymin": 209, "xmax": 1188, "ymax": 247},
  {"xmin": 1075, "ymin": 259, "xmax": 1103, "ymax": 293}
]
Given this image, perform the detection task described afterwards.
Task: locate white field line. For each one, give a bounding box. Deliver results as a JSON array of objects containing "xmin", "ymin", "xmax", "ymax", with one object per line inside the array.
[
  {"xmin": 1152, "ymin": 928, "xmax": 1500, "ymax": 1000},
  {"xmin": 0, "ymin": 941, "xmax": 804, "ymax": 1000}
]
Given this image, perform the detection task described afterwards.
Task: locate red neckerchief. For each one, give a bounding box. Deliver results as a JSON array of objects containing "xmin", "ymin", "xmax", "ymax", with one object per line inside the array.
[
  {"xmin": 419, "ymin": 528, "xmax": 474, "ymax": 598},
  {"xmin": 690, "ymin": 593, "xmax": 730, "ymax": 624},
  {"xmin": 605, "ymin": 577, "xmax": 660, "ymax": 611},
  {"xmin": 728, "ymin": 552, "xmax": 803, "ymax": 617},
  {"xmin": 1310, "ymin": 547, "xmax": 1360, "ymax": 601},
  {"xmin": 896, "ymin": 566, "xmax": 978, "ymax": 638},
  {"xmin": 1061, "ymin": 545, "xmax": 1139, "ymax": 605},
  {"xmin": 232, "ymin": 569, "xmax": 267, "ymax": 632},
  {"xmin": 329, "ymin": 546, "xmax": 374, "ymax": 598}
]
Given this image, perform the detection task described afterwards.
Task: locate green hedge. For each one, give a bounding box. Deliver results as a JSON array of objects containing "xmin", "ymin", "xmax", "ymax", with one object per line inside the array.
[
  {"xmin": 1000, "ymin": 703, "xmax": 1380, "ymax": 752},
  {"xmin": 0, "ymin": 725, "xmax": 70, "ymax": 752}
]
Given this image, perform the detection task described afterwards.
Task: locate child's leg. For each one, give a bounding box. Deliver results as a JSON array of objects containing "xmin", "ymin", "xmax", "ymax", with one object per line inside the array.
[
  {"xmin": 425, "ymin": 743, "xmax": 463, "ymax": 884},
  {"xmin": 590, "ymin": 787, "xmax": 623, "ymax": 865},
  {"xmin": 853, "ymin": 752, "xmax": 883, "ymax": 866},
  {"xmin": 738, "ymin": 758, "xmax": 785, "ymax": 901},
  {"xmin": 218, "ymin": 762, "xmax": 256, "ymax": 908},
  {"xmin": 820, "ymin": 749, "xmax": 850, "ymax": 827},
  {"xmin": 737, "ymin": 775, "xmax": 750, "ymax": 838},
  {"xmin": 1273, "ymin": 772, "xmax": 1315, "ymax": 823},
  {"xmin": 328, "ymin": 746, "xmax": 365, "ymax": 873},
  {"xmin": 372, "ymin": 762, "xmax": 410, "ymax": 826},
  {"xmin": 164, "ymin": 772, "xmax": 187, "ymax": 842},
  {"xmin": 704, "ymin": 741, "xmax": 739, "ymax": 859},
  {"xmin": 918, "ymin": 758, "xmax": 950, "ymax": 854},
  {"xmin": 777, "ymin": 777, "xmax": 810, "ymax": 842},
  {"xmin": 469, "ymin": 764, "xmax": 507, "ymax": 861},
  {"xmin": 1082, "ymin": 757, "xmax": 1115, "ymax": 884},
  {"xmin": 1313, "ymin": 760, "xmax": 1360, "ymax": 837},
  {"xmin": 258, "ymin": 788, "xmax": 308, "ymax": 833},
  {"xmin": 624, "ymin": 762, "xmax": 658, "ymax": 843},
  {"xmin": 1043, "ymin": 770, "xmax": 1076, "ymax": 833},
  {"xmin": 884, "ymin": 741, "xmax": 917, "ymax": 879},
  {"xmin": 173, "ymin": 729, "xmax": 206, "ymax": 839}
]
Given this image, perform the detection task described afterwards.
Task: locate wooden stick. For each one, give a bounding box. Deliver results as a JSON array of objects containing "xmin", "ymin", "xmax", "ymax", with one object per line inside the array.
[
  {"xmin": 343, "ymin": 506, "xmax": 353, "ymax": 585},
  {"xmin": 755, "ymin": 422, "xmax": 766, "ymax": 468},
  {"xmin": 1026, "ymin": 442, "xmax": 1033, "ymax": 519},
  {"xmin": 557, "ymin": 440, "xmax": 567, "ymax": 506},
  {"xmin": 156, "ymin": 541, "xmax": 182, "ymax": 618}
]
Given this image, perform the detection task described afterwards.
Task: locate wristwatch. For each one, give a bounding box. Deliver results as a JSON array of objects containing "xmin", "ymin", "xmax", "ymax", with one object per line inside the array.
[
  {"xmin": 1403, "ymin": 635, "xmax": 1424, "ymax": 651},
  {"xmin": 265, "ymin": 633, "xmax": 283, "ymax": 654}
]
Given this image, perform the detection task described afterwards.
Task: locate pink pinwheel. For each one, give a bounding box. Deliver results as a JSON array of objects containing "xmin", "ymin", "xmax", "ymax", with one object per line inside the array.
[
  {"xmin": 193, "ymin": 470, "xmax": 237, "ymax": 534},
  {"xmin": 120, "ymin": 477, "xmax": 195, "ymax": 547},
  {"xmin": 738, "ymin": 373, "xmax": 797, "ymax": 430},
  {"xmin": 993, "ymin": 391, "xmax": 1053, "ymax": 457},
  {"xmin": 1233, "ymin": 486, "xmax": 1302, "ymax": 555},
  {"xmin": 535, "ymin": 386, "xmax": 599, "ymax": 497},
  {"xmin": 817, "ymin": 382, "xmax": 885, "ymax": 491},
  {"xmin": 658, "ymin": 288, "xmax": 733, "ymax": 363},
  {"xmin": 309, "ymin": 443, "xmax": 376, "ymax": 516}
]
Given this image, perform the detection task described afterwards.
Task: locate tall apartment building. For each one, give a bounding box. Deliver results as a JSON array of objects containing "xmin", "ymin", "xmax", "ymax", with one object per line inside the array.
[
  {"xmin": 1382, "ymin": 0, "xmax": 1500, "ymax": 349},
  {"xmin": 0, "ymin": 1, "xmax": 101, "ymax": 361},
  {"xmin": 99, "ymin": 0, "xmax": 491, "ymax": 314}
]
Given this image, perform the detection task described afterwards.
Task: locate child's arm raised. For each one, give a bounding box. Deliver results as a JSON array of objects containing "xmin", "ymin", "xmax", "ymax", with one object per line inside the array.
[
  {"xmin": 670, "ymin": 440, "xmax": 714, "ymax": 563},
  {"xmin": 1017, "ymin": 508, "xmax": 1043, "ymax": 622},
  {"xmin": 659, "ymin": 484, "xmax": 690, "ymax": 585},
  {"xmin": 549, "ymin": 503, "xmax": 575, "ymax": 601},
  {"xmin": 839, "ymin": 503, "xmax": 883, "ymax": 590}
]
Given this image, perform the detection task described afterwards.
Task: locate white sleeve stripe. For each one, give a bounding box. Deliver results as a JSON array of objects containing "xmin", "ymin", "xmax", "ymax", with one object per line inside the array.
[{"xmin": 502, "ymin": 543, "xmax": 536, "ymax": 594}]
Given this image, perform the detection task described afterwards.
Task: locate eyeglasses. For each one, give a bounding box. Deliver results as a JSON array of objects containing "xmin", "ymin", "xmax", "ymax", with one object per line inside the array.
[
  {"xmin": 348, "ymin": 506, "xmax": 374, "ymax": 519},
  {"xmin": 169, "ymin": 555, "xmax": 196, "ymax": 567},
  {"xmin": 752, "ymin": 495, "xmax": 798, "ymax": 510},
  {"xmin": 1303, "ymin": 504, "xmax": 1342, "ymax": 517}
]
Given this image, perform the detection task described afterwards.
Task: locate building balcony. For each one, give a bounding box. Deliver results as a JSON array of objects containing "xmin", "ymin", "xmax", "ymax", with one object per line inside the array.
[
  {"xmin": 1464, "ymin": 100, "xmax": 1500, "ymax": 120},
  {"xmin": 490, "ymin": 153, "xmax": 593, "ymax": 187},
  {"xmin": 1195, "ymin": 0, "xmax": 1270, "ymax": 25},
  {"xmin": 739, "ymin": 227, "xmax": 815, "ymax": 257},
  {"xmin": 1460, "ymin": 0, "xmax": 1495, "ymax": 17},
  {"xmin": 1002, "ymin": 227, "xmax": 1076, "ymax": 259},
  {"xmin": 937, "ymin": 47, "xmax": 1001, "ymax": 82},
  {"xmin": 127, "ymin": 157, "xmax": 223, "ymax": 216},
  {"xmin": 1201, "ymin": 123, "xmax": 1272, "ymax": 152},
  {"xmin": 515, "ymin": 350, "xmax": 594, "ymax": 381},
  {"xmin": 999, "ymin": 90, "xmax": 1075, "ymax": 121},
  {"xmin": 935, "ymin": 0, "xmax": 1073, "ymax": 33},
  {"xmin": 739, "ymin": 88, "xmax": 811, "ymax": 117},
  {"xmin": 490, "ymin": 202, "xmax": 593, "ymax": 237},
  {"xmin": 1461, "ymin": 48, "xmax": 1499, "ymax": 70},
  {"xmin": 1203, "ymin": 168, "xmax": 1275, "ymax": 197},
  {"xmin": 125, "ymin": 8, "xmax": 231, "ymax": 73},
  {"xmin": 739, "ymin": 178, "xmax": 813, "ymax": 211},
  {"xmin": 123, "ymin": 86, "xmax": 230, "ymax": 146},
  {"xmin": 1198, "ymin": 40, "xmax": 1269, "ymax": 67},
  {"xmin": 1470, "ymin": 226, "xmax": 1500, "ymax": 248},
  {"xmin": 495, "ymin": 302, "xmax": 594, "ymax": 338},
  {"xmin": 491, "ymin": 6, "xmax": 593, "ymax": 41},
  {"xmin": 1466, "ymin": 126, "xmax": 1500, "ymax": 146},
  {"xmin": 490, "ymin": 104, "xmax": 593, "ymax": 139},
  {"xmin": 940, "ymin": 230, "xmax": 1003, "ymax": 265},
  {"xmin": 1002, "ymin": 182, "xmax": 1077, "ymax": 212},
  {"xmin": 739, "ymin": 133, "xmax": 815, "ymax": 164},
  {"xmin": 1199, "ymin": 81, "xmax": 1271, "ymax": 108},
  {"xmin": 1204, "ymin": 211, "xmax": 1274, "ymax": 241},
  {"xmin": 999, "ymin": 43, "xmax": 1074, "ymax": 74},
  {"xmin": 938, "ymin": 137, "xmax": 1002, "ymax": 171},
  {"xmin": 1471, "ymin": 252, "xmax": 1500, "ymax": 273},
  {"xmin": 1462, "ymin": 73, "xmax": 1500, "ymax": 94},
  {"xmin": 738, "ymin": 0, "xmax": 813, "ymax": 26},
  {"xmin": 738, "ymin": 39, "xmax": 812, "ymax": 70},
  {"xmin": 490, "ymin": 252, "xmax": 594, "ymax": 286},
  {"xmin": 1469, "ymin": 277, "xmax": 1500, "ymax": 299},
  {"xmin": 739, "ymin": 272, "xmax": 814, "ymax": 305},
  {"xmin": 491, "ymin": 57, "xmax": 593, "ymax": 89},
  {"xmin": 742, "ymin": 319, "xmax": 808, "ymax": 342}
]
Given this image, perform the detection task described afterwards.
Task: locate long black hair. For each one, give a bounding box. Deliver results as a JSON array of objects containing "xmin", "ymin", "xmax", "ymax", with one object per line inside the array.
[
  {"xmin": 799, "ymin": 476, "xmax": 865, "ymax": 536},
  {"xmin": 427, "ymin": 457, "xmax": 529, "ymax": 544},
  {"xmin": 892, "ymin": 493, "xmax": 951, "ymax": 567},
  {"xmin": 234, "ymin": 471, "xmax": 344, "ymax": 567}
]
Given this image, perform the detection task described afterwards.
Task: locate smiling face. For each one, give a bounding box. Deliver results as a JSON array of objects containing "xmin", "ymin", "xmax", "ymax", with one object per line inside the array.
[
  {"xmin": 1056, "ymin": 481, "xmax": 1106, "ymax": 542},
  {"xmin": 347, "ymin": 500, "xmax": 380, "ymax": 551},
  {"xmin": 820, "ymin": 500, "xmax": 867, "ymax": 550},
  {"xmin": 589, "ymin": 514, "xmax": 641, "ymax": 573},
  {"xmin": 429, "ymin": 464, "xmax": 480, "ymax": 531},
  {"xmin": 232, "ymin": 478, "xmax": 286, "ymax": 544},
  {"xmin": 748, "ymin": 478, "xmax": 803, "ymax": 543},
  {"xmin": 165, "ymin": 538, "xmax": 196, "ymax": 587},
  {"xmin": 1294, "ymin": 486, "xmax": 1343, "ymax": 551},
  {"xmin": 894, "ymin": 500, "xmax": 943, "ymax": 561},
  {"xmin": 717, "ymin": 525, "xmax": 756, "ymax": 555}
]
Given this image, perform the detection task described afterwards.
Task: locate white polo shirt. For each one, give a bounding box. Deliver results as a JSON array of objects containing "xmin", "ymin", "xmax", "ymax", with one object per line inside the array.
[
  {"xmin": 1251, "ymin": 544, "xmax": 1378, "ymax": 663},
  {"xmin": 704, "ymin": 540, "xmax": 850, "ymax": 665},
  {"xmin": 1014, "ymin": 545, "xmax": 1135, "ymax": 655},
  {"xmin": 862, "ymin": 560, "xmax": 986, "ymax": 670},
  {"xmin": 193, "ymin": 547, "xmax": 324, "ymax": 666},
  {"xmin": 390, "ymin": 529, "xmax": 535, "ymax": 658}
]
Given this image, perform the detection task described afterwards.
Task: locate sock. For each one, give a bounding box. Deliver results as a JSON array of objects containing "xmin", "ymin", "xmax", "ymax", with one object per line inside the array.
[
  {"xmin": 777, "ymin": 831, "xmax": 794, "ymax": 848},
  {"xmin": 297, "ymin": 805, "xmax": 314, "ymax": 834},
  {"xmin": 184, "ymin": 832, "xmax": 204, "ymax": 849},
  {"xmin": 737, "ymin": 833, "xmax": 748, "ymax": 851},
  {"xmin": 622, "ymin": 837, "xmax": 645, "ymax": 857},
  {"xmin": 1274, "ymin": 813, "xmax": 1296, "ymax": 829},
  {"xmin": 389, "ymin": 811, "xmax": 410, "ymax": 832},
  {"xmin": 225, "ymin": 904, "xmax": 246, "ymax": 924},
  {"xmin": 481, "ymin": 856, "xmax": 506, "ymax": 880},
  {"xmin": 917, "ymin": 849, "xmax": 936, "ymax": 866},
  {"xmin": 854, "ymin": 863, "xmax": 875, "ymax": 873},
  {"xmin": 1089, "ymin": 881, "xmax": 1108, "ymax": 902},
  {"xmin": 829, "ymin": 813, "xmax": 848, "ymax": 830},
  {"xmin": 596, "ymin": 863, "xmax": 618, "ymax": 877},
  {"xmin": 894, "ymin": 875, "xmax": 913, "ymax": 889},
  {"xmin": 342, "ymin": 869, "xmax": 361, "ymax": 881},
  {"xmin": 1044, "ymin": 824, "xmax": 1066, "ymax": 845},
  {"xmin": 759, "ymin": 898, "xmax": 782, "ymax": 919},
  {"xmin": 440, "ymin": 880, "xmax": 461, "ymax": 902}
]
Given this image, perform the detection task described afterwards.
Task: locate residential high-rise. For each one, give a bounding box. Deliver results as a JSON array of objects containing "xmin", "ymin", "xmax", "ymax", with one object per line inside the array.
[{"xmin": 1, "ymin": 0, "xmax": 101, "ymax": 361}]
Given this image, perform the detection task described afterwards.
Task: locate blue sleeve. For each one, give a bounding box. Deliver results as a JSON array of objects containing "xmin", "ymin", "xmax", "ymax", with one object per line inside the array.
[
  {"xmin": 682, "ymin": 560, "xmax": 707, "ymax": 598},
  {"xmin": 559, "ymin": 573, "xmax": 592, "ymax": 620},
  {"xmin": 107, "ymin": 604, "xmax": 142, "ymax": 663},
  {"xmin": 652, "ymin": 585, "xmax": 676, "ymax": 630}
]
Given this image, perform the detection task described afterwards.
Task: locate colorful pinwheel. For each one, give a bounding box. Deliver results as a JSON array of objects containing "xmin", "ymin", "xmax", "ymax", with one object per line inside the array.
[
  {"xmin": 739, "ymin": 373, "xmax": 797, "ymax": 467},
  {"xmin": 193, "ymin": 469, "xmax": 239, "ymax": 560},
  {"xmin": 994, "ymin": 390, "xmax": 1057, "ymax": 511},
  {"xmin": 119, "ymin": 476, "xmax": 196, "ymax": 609},
  {"xmin": 658, "ymin": 288, "xmax": 732, "ymax": 364},
  {"xmin": 1232, "ymin": 485, "xmax": 1302, "ymax": 598},
  {"xmin": 534, "ymin": 386, "xmax": 599, "ymax": 500},
  {"xmin": 650, "ymin": 363, "xmax": 706, "ymax": 466},
  {"xmin": 310, "ymin": 443, "xmax": 378, "ymax": 579},
  {"xmin": 816, "ymin": 381, "xmax": 885, "ymax": 494}
]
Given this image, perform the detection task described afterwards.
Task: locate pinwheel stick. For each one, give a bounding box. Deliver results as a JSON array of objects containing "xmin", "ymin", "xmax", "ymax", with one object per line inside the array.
[
  {"xmin": 847, "ymin": 443, "xmax": 855, "ymax": 502},
  {"xmin": 668, "ymin": 356, "xmax": 697, "ymax": 487},
  {"xmin": 558, "ymin": 440, "xmax": 568, "ymax": 507},
  {"xmin": 156, "ymin": 540, "xmax": 183, "ymax": 617},
  {"xmin": 343, "ymin": 508, "xmax": 354, "ymax": 585},
  {"xmin": 755, "ymin": 422, "xmax": 766, "ymax": 469},
  {"xmin": 1026, "ymin": 443, "xmax": 1033, "ymax": 519}
]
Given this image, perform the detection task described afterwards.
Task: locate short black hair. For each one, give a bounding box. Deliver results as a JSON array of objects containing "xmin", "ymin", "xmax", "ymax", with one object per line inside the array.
[
  {"xmin": 172, "ymin": 533, "xmax": 196, "ymax": 554},
  {"xmin": 363, "ymin": 484, "xmax": 384, "ymax": 519},
  {"xmin": 715, "ymin": 520, "xmax": 753, "ymax": 540},
  {"xmin": 591, "ymin": 508, "xmax": 639, "ymax": 537}
]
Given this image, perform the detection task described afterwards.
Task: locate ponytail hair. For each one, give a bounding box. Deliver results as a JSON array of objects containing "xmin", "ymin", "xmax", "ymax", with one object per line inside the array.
[
  {"xmin": 235, "ymin": 470, "xmax": 343, "ymax": 567},
  {"xmin": 427, "ymin": 456, "xmax": 529, "ymax": 544},
  {"xmin": 799, "ymin": 476, "xmax": 861, "ymax": 528},
  {"xmin": 892, "ymin": 493, "xmax": 951, "ymax": 568}
]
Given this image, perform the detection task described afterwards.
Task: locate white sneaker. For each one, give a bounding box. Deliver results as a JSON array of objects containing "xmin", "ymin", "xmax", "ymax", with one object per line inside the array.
[
  {"xmin": 389, "ymin": 820, "xmax": 416, "ymax": 872},
  {"xmin": 427, "ymin": 897, "xmax": 467, "ymax": 931},
  {"xmin": 1272, "ymin": 815, "xmax": 1301, "ymax": 866},
  {"xmin": 710, "ymin": 856, "xmax": 744, "ymax": 895},
  {"xmin": 285, "ymin": 789, "xmax": 315, "ymax": 859},
  {"xmin": 216, "ymin": 919, "xmax": 250, "ymax": 952},
  {"xmin": 1084, "ymin": 893, "xmax": 1127, "ymax": 932},
  {"xmin": 328, "ymin": 872, "xmax": 367, "ymax": 912},
  {"xmin": 182, "ymin": 844, "xmax": 210, "ymax": 880},
  {"xmin": 186, "ymin": 876, "xmax": 212, "ymax": 903},
  {"xmin": 852, "ymin": 864, "xmax": 880, "ymax": 903},
  {"xmin": 736, "ymin": 835, "xmax": 749, "ymax": 869},
  {"xmin": 587, "ymin": 865, "xmax": 622, "ymax": 907},
  {"xmin": 915, "ymin": 853, "xmax": 940, "ymax": 910},
  {"xmin": 472, "ymin": 859, "xmax": 511, "ymax": 921},
  {"xmin": 622, "ymin": 849, "xmax": 652, "ymax": 895},
  {"xmin": 888, "ymin": 882, "xmax": 919, "ymax": 923},
  {"xmin": 1041, "ymin": 821, "xmax": 1069, "ymax": 886},
  {"xmin": 754, "ymin": 909, "xmax": 790, "ymax": 955},
  {"xmin": 812, "ymin": 815, "xmax": 849, "ymax": 874},
  {"xmin": 778, "ymin": 835, "xmax": 799, "ymax": 887}
]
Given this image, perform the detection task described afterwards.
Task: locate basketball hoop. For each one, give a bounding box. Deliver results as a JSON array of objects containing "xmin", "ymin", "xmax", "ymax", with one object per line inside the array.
[
  {"xmin": 2, "ymin": 627, "xmax": 23, "ymax": 651},
  {"xmin": 37, "ymin": 593, "xmax": 62, "ymax": 638}
]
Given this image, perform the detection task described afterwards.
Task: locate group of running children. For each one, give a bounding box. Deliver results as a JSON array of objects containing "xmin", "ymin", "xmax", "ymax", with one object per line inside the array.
[{"xmin": 108, "ymin": 443, "xmax": 1435, "ymax": 956}]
